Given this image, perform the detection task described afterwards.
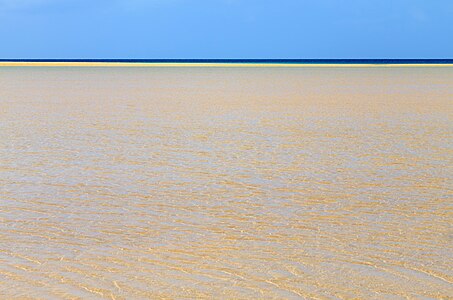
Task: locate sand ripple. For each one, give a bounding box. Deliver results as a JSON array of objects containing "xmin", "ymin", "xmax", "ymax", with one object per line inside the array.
[{"xmin": 0, "ymin": 66, "xmax": 452, "ymax": 299}]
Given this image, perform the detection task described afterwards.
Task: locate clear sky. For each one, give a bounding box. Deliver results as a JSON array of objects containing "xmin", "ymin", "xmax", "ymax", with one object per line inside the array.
[{"xmin": 0, "ymin": 0, "xmax": 452, "ymax": 59}]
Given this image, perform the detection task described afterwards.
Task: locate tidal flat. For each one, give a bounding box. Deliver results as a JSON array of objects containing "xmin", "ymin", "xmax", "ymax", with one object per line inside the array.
[{"xmin": 0, "ymin": 66, "xmax": 452, "ymax": 299}]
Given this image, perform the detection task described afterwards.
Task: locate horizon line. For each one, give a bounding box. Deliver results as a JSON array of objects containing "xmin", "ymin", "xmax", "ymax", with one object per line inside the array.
[
  {"xmin": 1, "ymin": 59, "xmax": 453, "ymax": 68},
  {"xmin": 1, "ymin": 58, "xmax": 453, "ymax": 63}
]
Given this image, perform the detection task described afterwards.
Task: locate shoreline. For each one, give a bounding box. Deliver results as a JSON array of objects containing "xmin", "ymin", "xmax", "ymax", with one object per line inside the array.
[{"xmin": 1, "ymin": 62, "xmax": 453, "ymax": 67}]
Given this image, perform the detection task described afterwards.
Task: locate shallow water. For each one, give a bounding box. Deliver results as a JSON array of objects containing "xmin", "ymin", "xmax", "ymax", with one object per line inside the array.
[{"xmin": 0, "ymin": 66, "xmax": 452, "ymax": 299}]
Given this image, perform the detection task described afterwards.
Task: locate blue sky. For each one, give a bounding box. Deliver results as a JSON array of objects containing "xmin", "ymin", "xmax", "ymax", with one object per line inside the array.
[{"xmin": 0, "ymin": 0, "xmax": 452, "ymax": 58}]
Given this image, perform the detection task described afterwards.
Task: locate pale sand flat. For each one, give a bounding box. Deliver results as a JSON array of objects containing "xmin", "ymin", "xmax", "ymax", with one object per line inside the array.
[{"xmin": 1, "ymin": 62, "xmax": 453, "ymax": 67}]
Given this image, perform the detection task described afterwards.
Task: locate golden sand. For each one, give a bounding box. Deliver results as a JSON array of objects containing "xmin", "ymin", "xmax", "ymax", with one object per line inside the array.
[{"xmin": 0, "ymin": 66, "xmax": 452, "ymax": 298}]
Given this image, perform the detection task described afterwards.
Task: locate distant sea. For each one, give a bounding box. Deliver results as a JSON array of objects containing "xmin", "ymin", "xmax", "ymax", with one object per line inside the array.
[{"xmin": 1, "ymin": 58, "xmax": 453, "ymax": 64}]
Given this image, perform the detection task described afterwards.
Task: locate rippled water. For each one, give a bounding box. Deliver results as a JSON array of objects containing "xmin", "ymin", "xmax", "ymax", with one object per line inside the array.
[{"xmin": 0, "ymin": 66, "xmax": 452, "ymax": 299}]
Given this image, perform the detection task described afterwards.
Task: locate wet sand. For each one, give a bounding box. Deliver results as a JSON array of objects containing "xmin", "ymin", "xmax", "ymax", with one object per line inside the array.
[{"xmin": 0, "ymin": 66, "xmax": 452, "ymax": 299}]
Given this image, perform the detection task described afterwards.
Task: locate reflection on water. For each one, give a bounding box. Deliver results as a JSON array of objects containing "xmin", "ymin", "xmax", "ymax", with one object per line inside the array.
[{"xmin": 0, "ymin": 67, "xmax": 452, "ymax": 299}]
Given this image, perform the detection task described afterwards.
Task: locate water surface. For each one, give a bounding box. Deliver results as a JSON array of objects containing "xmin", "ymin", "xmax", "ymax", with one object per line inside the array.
[{"xmin": 0, "ymin": 67, "xmax": 452, "ymax": 299}]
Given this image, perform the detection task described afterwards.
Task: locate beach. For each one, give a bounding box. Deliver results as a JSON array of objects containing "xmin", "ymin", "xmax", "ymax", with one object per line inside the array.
[
  {"xmin": 0, "ymin": 65, "xmax": 452, "ymax": 298},
  {"xmin": 1, "ymin": 62, "xmax": 453, "ymax": 68}
]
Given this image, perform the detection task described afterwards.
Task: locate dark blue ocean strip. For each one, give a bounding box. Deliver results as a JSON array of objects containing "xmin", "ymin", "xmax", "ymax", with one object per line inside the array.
[{"xmin": 0, "ymin": 59, "xmax": 452, "ymax": 64}]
